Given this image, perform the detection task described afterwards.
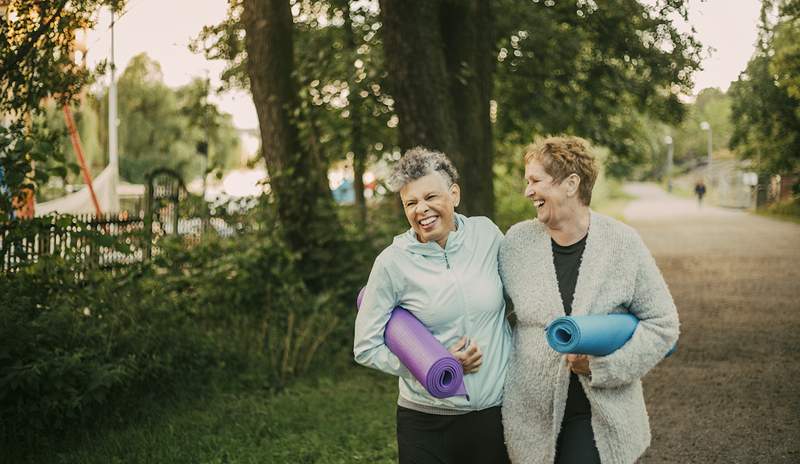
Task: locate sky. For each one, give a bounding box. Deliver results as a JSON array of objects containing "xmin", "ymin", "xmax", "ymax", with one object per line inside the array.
[{"xmin": 85, "ymin": 0, "xmax": 764, "ymax": 131}]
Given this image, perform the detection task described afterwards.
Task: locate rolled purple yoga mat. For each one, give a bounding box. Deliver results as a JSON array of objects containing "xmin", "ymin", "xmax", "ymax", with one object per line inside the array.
[{"xmin": 357, "ymin": 288, "xmax": 468, "ymax": 399}]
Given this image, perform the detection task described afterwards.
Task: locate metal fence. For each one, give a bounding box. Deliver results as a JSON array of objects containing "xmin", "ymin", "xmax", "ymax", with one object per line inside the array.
[
  {"xmin": 1, "ymin": 207, "xmax": 250, "ymax": 275},
  {"xmin": 0, "ymin": 213, "xmax": 147, "ymax": 274}
]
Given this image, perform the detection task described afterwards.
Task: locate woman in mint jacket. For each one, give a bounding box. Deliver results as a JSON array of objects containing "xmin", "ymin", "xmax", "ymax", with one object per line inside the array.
[{"xmin": 354, "ymin": 147, "xmax": 513, "ymax": 464}]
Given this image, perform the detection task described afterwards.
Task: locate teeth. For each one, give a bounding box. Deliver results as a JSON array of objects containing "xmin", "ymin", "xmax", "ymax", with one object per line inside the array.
[
  {"xmin": 420, "ymin": 216, "xmax": 437, "ymax": 226},
  {"xmin": 535, "ymin": 200, "xmax": 545, "ymax": 207}
]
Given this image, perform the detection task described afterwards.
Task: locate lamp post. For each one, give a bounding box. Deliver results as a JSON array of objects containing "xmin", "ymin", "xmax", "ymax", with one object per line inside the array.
[
  {"xmin": 700, "ymin": 121, "xmax": 712, "ymax": 179},
  {"xmin": 664, "ymin": 135, "xmax": 673, "ymax": 192}
]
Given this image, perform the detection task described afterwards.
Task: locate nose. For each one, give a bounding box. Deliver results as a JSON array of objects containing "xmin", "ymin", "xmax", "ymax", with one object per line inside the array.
[
  {"xmin": 414, "ymin": 201, "xmax": 430, "ymax": 215},
  {"xmin": 524, "ymin": 183, "xmax": 535, "ymax": 198}
]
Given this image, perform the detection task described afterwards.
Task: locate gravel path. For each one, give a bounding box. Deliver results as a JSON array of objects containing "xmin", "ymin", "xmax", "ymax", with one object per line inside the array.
[{"xmin": 621, "ymin": 183, "xmax": 800, "ymax": 463}]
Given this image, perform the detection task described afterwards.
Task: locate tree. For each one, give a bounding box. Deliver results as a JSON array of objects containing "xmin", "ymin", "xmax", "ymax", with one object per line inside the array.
[
  {"xmin": 729, "ymin": 0, "xmax": 800, "ymax": 174},
  {"xmin": 241, "ymin": 0, "xmax": 342, "ymax": 288},
  {"xmin": 0, "ymin": 0, "xmax": 117, "ymax": 216},
  {"xmin": 667, "ymin": 88, "xmax": 732, "ymax": 169},
  {"xmin": 379, "ymin": 0, "xmax": 495, "ymax": 217},
  {"xmin": 492, "ymin": 0, "xmax": 701, "ymax": 176},
  {"xmin": 378, "ymin": 1, "xmax": 701, "ymax": 216},
  {"xmin": 176, "ymin": 77, "xmax": 243, "ymax": 174}
]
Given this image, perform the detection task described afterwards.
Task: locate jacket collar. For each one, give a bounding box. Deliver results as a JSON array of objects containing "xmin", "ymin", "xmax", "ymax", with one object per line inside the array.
[{"xmin": 394, "ymin": 213, "xmax": 467, "ymax": 256}]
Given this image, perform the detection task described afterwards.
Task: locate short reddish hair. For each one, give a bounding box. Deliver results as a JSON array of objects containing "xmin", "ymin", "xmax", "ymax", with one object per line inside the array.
[{"xmin": 524, "ymin": 136, "xmax": 598, "ymax": 205}]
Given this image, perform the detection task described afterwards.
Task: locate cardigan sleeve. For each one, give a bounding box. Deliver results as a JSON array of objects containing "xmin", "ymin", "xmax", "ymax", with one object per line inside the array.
[
  {"xmin": 589, "ymin": 235, "xmax": 679, "ymax": 388},
  {"xmin": 353, "ymin": 252, "xmax": 413, "ymax": 379}
]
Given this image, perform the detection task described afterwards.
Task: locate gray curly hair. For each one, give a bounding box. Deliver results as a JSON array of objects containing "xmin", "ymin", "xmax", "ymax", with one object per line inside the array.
[{"xmin": 387, "ymin": 147, "xmax": 459, "ymax": 192}]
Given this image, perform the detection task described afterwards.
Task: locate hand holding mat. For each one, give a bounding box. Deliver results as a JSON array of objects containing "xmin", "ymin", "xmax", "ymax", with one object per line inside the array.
[
  {"xmin": 357, "ymin": 288, "xmax": 468, "ymax": 399},
  {"xmin": 546, "ymin": 313, "xmax": 677, "ymax": 357}
]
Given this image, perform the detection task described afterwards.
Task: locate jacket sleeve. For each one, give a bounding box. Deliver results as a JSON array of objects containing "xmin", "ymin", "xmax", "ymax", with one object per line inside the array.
[
  {"xmin": 589, "ymin": 236, "xmax": 680, "ymax": 388},
  {"xmin": 353, "ymin": 254, "xmax": 413, "ymax": 379}
]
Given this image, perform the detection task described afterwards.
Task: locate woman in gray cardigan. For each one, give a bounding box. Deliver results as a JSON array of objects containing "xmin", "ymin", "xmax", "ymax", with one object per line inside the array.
[{"xmin": 499, "ymin": 136, "xmax": 679, "ymax": 464}]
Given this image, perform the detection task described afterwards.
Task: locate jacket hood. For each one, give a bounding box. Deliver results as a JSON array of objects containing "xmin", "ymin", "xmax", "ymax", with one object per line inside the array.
[{"xmin": 392, "ymin": 213, "xmax": 467, "ymax": 257}]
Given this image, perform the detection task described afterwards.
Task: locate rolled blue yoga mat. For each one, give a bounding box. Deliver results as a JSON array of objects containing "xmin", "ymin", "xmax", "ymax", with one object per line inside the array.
[
  {"xmin": 356, "ymin": 288, "xmax": 468, "ymax": 399},
  {"xmin": 546, "ymin": 313, "xmax": 677, "ymax": 357}
]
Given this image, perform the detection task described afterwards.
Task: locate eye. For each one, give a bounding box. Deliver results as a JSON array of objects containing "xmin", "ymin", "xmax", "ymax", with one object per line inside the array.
[
  {"xmin": 425, "ymin": 194, "xmax": 437, "ymax": 200},
  {"xmin": 404, "ymin": 201, "xmax": 416, "ymax": 208}
]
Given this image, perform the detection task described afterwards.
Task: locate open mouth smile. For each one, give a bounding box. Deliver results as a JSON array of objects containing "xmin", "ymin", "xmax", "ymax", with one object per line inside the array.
[{"xmin": 418, "ymin": 216, "xmax": 439, "ymax": 229}]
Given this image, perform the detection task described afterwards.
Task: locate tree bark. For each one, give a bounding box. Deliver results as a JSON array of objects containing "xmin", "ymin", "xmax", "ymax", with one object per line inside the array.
[
  {"xmin": 343, "ymin": 2, "xmax": 368, "ymax": 225},
  {"xmin": 380, "ymin": 0, "xmax": 495, "ymax": 218},
  {"xmin": 242, "ymin": 0, "xmax": 340, "ymax": 284}
]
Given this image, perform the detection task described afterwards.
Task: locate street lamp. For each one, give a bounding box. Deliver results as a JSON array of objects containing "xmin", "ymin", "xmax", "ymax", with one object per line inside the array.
[
  {"xmin": 664, "ymin": 135, "xmax": 673, "ymax": 192},
  {"xmin": 700, "ymin": 121, "xmax": 712, "ymax": 178}
]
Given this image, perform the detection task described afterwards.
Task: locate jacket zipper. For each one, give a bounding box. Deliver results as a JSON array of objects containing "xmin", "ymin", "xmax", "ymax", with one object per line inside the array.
[{"xmin": 444, "ymin": 251, "xmax": 450, "ymax": 269}]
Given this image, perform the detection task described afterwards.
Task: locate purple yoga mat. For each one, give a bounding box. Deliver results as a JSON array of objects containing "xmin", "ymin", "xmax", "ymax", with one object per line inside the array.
[{"xmin": 357, "ymin": 288, "xmax": 468, "ymax": 399}]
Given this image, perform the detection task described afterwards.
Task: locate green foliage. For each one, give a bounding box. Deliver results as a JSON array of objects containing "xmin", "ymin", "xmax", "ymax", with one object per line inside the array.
[
  {"xmin": 0, "ymin": 200, "xmax": 366, "ymax": 445},
  {"xmin": 493, "ymin": 0, "xmax": 702, "ymax": 175},
  {"xmin": 0, "ymin": 118, "xmax": 77, "ymax": 216},
  {"xmin": 0, "ymin": 0, "xmax": 117, "ymax": 214},
  {"xmin": 112, "ymin": 54, "xmax": 197, "ymax": 182},
  {"xmin": 196, "ymin": 0, "xmax": 397, "ymax": 176},
  {"xmin": 758, "ymin": 196, "xmax": 800, "ymax": 223},
  {"xmin": 17, "ymin": 368, "xmax": 398, "ymax": 464},
  {"xmin": 729, "ymin": 0, "xmax": 800, "ymax": 174},
  {"xmin": 671, "ymin": 88, "xmax": 733, "ymax": 164}
]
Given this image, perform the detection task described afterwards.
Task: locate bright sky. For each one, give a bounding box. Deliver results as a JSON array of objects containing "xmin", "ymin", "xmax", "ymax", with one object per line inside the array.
[
  {"xmin": 86, "ymin": 0, "xmax": 763, "ymax": 130},
  {"xmin": 673, "ymin": 0, "xmax": 762, "ymax": 93}
]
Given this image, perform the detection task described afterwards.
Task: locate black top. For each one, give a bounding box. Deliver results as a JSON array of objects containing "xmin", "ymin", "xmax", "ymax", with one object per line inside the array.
[{"xmin": 552, "ymin": 233, "xmax": 592, "ymax": 422}]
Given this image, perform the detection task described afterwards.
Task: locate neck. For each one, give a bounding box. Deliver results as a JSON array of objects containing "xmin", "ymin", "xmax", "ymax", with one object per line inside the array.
[{"xmin": 547, "ymin": 205, "xmax": 590, "ymax": 246}]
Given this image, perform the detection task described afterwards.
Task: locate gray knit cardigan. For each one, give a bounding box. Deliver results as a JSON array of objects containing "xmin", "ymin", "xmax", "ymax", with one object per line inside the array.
[{"xmin": 499, "ymin": 211, "xmax": 679, "ymax": 464}]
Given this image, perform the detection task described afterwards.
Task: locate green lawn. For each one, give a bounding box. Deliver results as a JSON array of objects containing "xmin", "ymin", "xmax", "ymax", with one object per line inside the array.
[
  {"xmin": 756, "ymin": 198, "xmax": 800, "ymax": 224},
  {"xmin": 18, "ymin": 367, "xmax": 399, "ymax": 464}
]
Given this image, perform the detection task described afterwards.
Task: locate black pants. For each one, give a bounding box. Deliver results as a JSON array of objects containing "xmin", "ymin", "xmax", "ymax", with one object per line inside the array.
[
  {"xmin": 396, "ymin": 405, "xmax": 510, "ymax": 464},
  {"xmin": 554, "ymin": 414, "xmax": 601, "ymax": 464}
]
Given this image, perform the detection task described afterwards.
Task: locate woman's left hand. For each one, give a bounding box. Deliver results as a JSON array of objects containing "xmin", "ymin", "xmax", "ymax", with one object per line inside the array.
[{"xmin": 565, "ymin": 354, "xmax": 592, "ymax": 376}]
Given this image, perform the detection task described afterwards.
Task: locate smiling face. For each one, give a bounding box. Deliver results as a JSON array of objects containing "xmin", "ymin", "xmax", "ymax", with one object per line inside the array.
[
  {"xmin": 399, "ymin": 172, "xmax": 461, "ymax": 248},
  {"xmin": 524, "ymin": 159, "xmax": 578, "ymax": 228}
]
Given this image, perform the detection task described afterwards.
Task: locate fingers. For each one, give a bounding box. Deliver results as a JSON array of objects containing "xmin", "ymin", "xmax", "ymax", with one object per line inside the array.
[
  {"xmin": 447, "ymin": 336, "xmax": 468, "ymax": 355},
  {"xmin": 447, "ymin": 337, "xmax": 485, "ymax": 374},
  {"xmin": 461, "ymin": 342, "xmax": 483, "ymax": 374},
  {"xmin": 565, "ymin": 354, "xmax": 591, "ymax": 376}
]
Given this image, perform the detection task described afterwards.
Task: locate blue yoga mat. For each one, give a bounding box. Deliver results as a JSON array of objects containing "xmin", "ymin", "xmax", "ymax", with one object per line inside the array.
[{"xmin": 546, "ymin": 313, "xmax": 677, "ymax": 357}]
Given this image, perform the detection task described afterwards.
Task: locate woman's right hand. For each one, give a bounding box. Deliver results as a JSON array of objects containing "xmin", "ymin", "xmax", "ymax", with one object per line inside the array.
[{"xmin": 448, "ymin": 336, "xmax": 483, "ymax": 374}]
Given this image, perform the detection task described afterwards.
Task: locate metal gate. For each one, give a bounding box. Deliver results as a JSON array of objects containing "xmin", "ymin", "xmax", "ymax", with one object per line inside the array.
[{"xmin": 144, "ymin": 168, "xmax": 186, "ymax": 260}]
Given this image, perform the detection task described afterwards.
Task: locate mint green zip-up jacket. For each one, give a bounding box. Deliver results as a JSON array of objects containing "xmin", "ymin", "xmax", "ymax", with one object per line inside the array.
[{"xmin": 354, "ymin": 213, "xmax": 512, "ymax": 413}]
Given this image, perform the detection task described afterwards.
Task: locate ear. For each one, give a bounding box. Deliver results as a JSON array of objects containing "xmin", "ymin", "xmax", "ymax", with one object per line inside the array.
[
  {"xmin": 450, "ymin": 183, "xmax": 461, "ymax": 208},
  {"xmin": 565, "ymin": 173, "xmax": 581, "ymax": 197}
]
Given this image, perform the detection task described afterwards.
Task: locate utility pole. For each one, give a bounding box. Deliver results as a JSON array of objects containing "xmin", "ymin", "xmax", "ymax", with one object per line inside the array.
[
  {"xmin": 700, "ymin": 121, "xmax": 712, "ymax": 181},
  {"xmin": 108, "ymin": 5, "xmax": 119, "ymax": 174},
  {"xmin": 664, "ymin": 135, "xmax": 673, "ymax": 192}
]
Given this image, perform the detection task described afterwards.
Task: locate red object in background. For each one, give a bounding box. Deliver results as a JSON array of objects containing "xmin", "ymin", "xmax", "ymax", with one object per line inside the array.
[
  {"xmin": 63, "ymin": 104, "xmax": 103, "ymax": 216},
  {"xmin": 12, "ymin": 188, "xmax": 35, "ymax": 219}
]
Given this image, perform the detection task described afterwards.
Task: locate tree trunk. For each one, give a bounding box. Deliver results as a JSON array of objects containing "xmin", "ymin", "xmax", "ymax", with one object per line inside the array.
[
  {"xmin": 380, "ymin": 0, "xmax": 495, "ymax": 218},
  {"xmin": 242, "ymin": 0, "xmax": 340, "ymax": 286},
  {"xmin": 343, "ymin": 2, "xmax": 368, "ymax": 225}
]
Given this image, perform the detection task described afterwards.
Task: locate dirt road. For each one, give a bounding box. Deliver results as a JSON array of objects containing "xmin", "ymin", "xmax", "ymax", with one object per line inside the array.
[{"xmin": 621, "ymin": 183, "xmax": 800, "ymax": 463}]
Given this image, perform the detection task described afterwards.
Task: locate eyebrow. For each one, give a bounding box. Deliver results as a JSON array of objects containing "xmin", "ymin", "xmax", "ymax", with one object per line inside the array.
[{"xmin": 403, "ymin": 190, "xmax": 438, "ymax": 203}]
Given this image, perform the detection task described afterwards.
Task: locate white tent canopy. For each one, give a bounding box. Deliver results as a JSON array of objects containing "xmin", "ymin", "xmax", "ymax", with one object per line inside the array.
[{"xmin": 36, "ymin": 165, "xmax": 121, "ymax": 216}]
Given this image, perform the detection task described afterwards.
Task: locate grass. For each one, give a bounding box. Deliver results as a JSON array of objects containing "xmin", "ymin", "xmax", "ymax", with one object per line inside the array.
[
  {"xmin": 592, "ymin": 178, "xmax": 635, "ymax": 222},
  {"xmin": 15, "ymin": 366, "xmax": 399, "ymax": 464},
  {"xmin": 756, "ymin": 197, "xmax": 800, "ymax": 224}
]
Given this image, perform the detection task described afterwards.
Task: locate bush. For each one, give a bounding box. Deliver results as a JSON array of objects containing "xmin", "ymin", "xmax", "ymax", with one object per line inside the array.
[
  {"xmin": 0, "ymin": 202, "xmax": 364, "ymax": 445},
  {"xmin": 0, "ymin": 255, "xmax": 221, "ymax": 443}
]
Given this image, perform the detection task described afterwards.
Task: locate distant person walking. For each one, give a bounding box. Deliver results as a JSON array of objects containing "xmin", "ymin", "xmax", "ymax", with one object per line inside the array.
[{"xmin": 694, "ymin": 180, "xmax": 707, "ymax": 207}]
